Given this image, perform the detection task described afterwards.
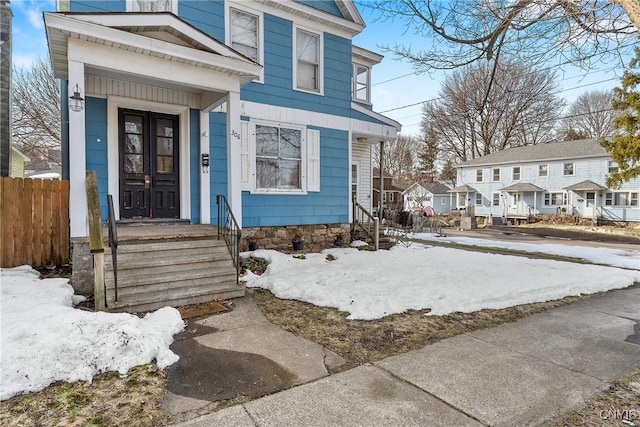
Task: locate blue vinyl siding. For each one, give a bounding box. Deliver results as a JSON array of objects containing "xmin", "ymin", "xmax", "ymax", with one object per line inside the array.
[
  {"xmin": 210, "ymin": 112, "xmax": 228, "ymax": 224},
  {"xmin": 295, "ymin": 0, "xmax": 343, "ymax": 18},
  {"xmin": 240, "ymin": 15, "xmax": 352, "ymax": 119},
  {"xmin": 242, "ymin": 127, "xmax": 349, "ymax": 226},
  {"xmin": 178, "ymin": 0, "xmax": 224, "ymax": 41},
  {"xmin": 85, "ymin": 97, "xmax": 109, "ymax": 220},
  {"xmin": 189, "ymin": 109, "xmax": 200, "ymax": 223},
  {"xmin": 69, "ymin": 0, "xmax": 125, "ymax": 12}
]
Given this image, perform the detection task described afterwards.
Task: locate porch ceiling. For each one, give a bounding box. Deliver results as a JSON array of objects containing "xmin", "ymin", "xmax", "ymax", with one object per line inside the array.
[{"xmin": 44, "ymin": 12, "xmax": 262, "ymax": 90}]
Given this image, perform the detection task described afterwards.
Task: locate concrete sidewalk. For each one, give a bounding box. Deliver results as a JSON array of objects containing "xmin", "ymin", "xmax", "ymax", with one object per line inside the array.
[{"xmin": 170, "ymin": 285, "xmax": 640, "ymax": 427}]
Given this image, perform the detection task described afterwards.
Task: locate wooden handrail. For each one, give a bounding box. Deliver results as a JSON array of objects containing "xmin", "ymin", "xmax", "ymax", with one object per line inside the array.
[{"xmin": 352, "ymin": 195, "xmax": 379, "ymax": 250}]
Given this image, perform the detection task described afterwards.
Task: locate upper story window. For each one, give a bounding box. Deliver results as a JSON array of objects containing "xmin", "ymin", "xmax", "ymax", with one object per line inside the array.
[
  {"xmin": 294, "ymin": 27, "xmax": 322, "ymax": 93},
  {"xmin": 492, "ymin": 168, "xmax": 500, "ymax": 182},
  {"xmin": 538, "ymin": 164, "xmax": 548, "ymax": 177},
  {"xmin": 512, "ymin": 166, "xmax": 521, "ymax": 181},
  {"xmin": 128, "ymin": 0, "xmax": 176, "ymax": 13},
  {"xmin": 476, "ymin": 169, "xmax": 483, "ymax": 182},
  {"xmin": 230, "ymin": 8, "xmax": 259, "ymax": 62},
  {"xmin": 353, "ymin": 64, "xmax": 370, "ymax": 102},
  {"xmin": 608, "ymin": 161, "xmax": 619, "ymax": 173},
  {"xmin": 563, "ymin": 162, "xmax": 574, "ymax": 176}
]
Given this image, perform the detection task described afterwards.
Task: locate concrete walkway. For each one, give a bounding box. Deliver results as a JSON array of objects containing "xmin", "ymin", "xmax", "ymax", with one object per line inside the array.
[{"xmin": 169, "ymin": 284, "xmax": 640, "ymax": 427}]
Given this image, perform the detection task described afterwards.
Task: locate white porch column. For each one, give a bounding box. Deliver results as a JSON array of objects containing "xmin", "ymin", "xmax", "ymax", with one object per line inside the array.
[
  {"xmin": 68, "ymin": 60, "xmax": 87, "ymax": 237},
  {"xmin": 200, "ymin": 110, "xmax": 211, "ymax": 224},
  {"xmin": 226, "ymin": 90, "xmax": 242, "ymax": 227}
]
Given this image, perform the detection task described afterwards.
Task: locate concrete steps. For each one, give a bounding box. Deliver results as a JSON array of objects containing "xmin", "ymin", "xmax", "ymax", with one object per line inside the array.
[{"xmin": 104, "ymin": 237, "xmax": 243, "ymax": 313}]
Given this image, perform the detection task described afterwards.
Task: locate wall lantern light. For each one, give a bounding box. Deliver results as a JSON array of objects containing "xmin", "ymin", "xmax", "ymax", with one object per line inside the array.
[{"xmin": 69, "ymin": 83, "xmax": 84, "ymax": 112}]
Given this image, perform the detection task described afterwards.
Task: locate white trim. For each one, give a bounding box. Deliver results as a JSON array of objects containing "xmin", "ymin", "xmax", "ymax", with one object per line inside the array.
[
  {"xmin": 352, "ymin": 45, "xmax": 383, "ymax": 66},
  {"xmin": 200, "ymin": 110, "xmax": 210, "ymax": 224},
  {"xmin": 243, "ymin": 100, "xmax": 399, "ymax": 140},
  {"xmin": 307, "ymin": 128, "xmax": 320, "ymax": 192},
  {"xmin": 107, "ymin": 96, "xmax": 191, "ymax": 221},
  {"xmin": 226, "ymin": 2, "xmax": 265, "ymax": 83},
  {"xmin": 45, "ymin": 13, "xmax": 261, "ymax": 83},
  {"xmin": 68, "ymin": 60, "xmax": 87, "ymax": 238},
  {"xmin": 238, "ymin": 0, "xmax": 363, "ymax": 38},
  {"xmin": 293, "ymin": 24, "xmax": 324, "ymax": 96},
  {"xmin": 351, "ymin": 102, "xmax": 402, "ymax": 131},
  {"xmin": 227, "ymin": 91, "xmax": 243, "ymax": 227}
]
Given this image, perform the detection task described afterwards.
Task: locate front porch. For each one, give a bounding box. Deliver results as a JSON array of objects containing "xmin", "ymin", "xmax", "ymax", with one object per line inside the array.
[{"xmin": 73, "ymin": 223, "xmax": 243, "ymax": 313}]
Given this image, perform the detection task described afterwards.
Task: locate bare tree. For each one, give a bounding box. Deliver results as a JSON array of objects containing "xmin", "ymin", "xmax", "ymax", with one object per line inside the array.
[
  {"xmin": 12, "ymin": 57, "xmax": 61, "ymax": 165},
  {"xmin": 368, "ymin": 0, "xmax": 638, "ymax": 74},
  {"xmin": 372, "ymin": 135, "xmax": 420, "ymax": 186},
  {"xmin": 559, "ymin": 90, "xmax": 618, "ymax": 139},
  {"xmin": 422, "ymin": 61, "xmax": 564, "ymax": 165}
]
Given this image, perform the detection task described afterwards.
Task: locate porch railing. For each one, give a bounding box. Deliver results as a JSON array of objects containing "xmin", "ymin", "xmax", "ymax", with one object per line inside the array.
[
  {"xmin": 216, "ymin": 195, "xmax": 241, "ymax": 283},
  {"xmin": 352, "ymin": 195, "xmax": 379, "ymax": 251},
  {"xmin": 107, "ymin": 194, "xmax": 118, "ymax": 303}
]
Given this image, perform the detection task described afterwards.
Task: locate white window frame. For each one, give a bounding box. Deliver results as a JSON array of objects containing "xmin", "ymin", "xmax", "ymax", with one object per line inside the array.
[
  {"xmin": 225, "ymin": 3, "xmax": 264, "ymax": 83},
  {"xmin": 352, "ymin": 63, "xmax": 370, "ymax": 103},
  {"xmin": 476, "ymin": 169, "xmax": 483, "ymax": 182},
  {"xmin": 563, "ymin": 162, "xmax": 574, "ymax": 176},
  {"xmin": 492, "ymin": 168, "xmax": 501, "ymax": 182},
  {"xmin": 606, "ymin": 191, "xmax": 639, "ymax": 207},
  {"xmin": 126, "ymin": 0, "xmax": 177, "ymax": 13},
  {"xmin": 440, "ymin": 197, "xmax": 446, "ymax": 206},
  {"xmin": 492, "ymin": 193, "xmax": 500, "ymax": 206},
  {"xmin": 243, "ymin": 120, "xmax": 322, "ymax": 195},
  {"xmin": 475, "ymin": 193, "xmax": 483, "ymax": 206},
  {"xmin": 608, "ymin": 160, "xmax": 619, "ymax": 174},
  {"xmin": 512, "ymin": 166, "xmax": 521, "ymax": 181},
  {"xmin": 293, "ymin": 25, "xmax": 323, "ymax": 95},
  {"xmin": 538, "ymin": 164, "xmax": 548, "ymax": 177},
  {"xmin": 544, "ymin": 192, "xmax": 566, "ymax": 206}
]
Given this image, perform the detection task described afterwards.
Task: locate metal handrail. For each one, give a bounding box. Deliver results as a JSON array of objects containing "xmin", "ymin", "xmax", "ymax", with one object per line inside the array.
[
  {"xmin": 107, "ymin": 195, "xmax": 118, "ymax": 303},
  {"xmin": 216, "ymin": 195, "xmax": 242, "ymax": 283},
  {"xmin": 352, "ymin": 195, "xmax": 379, "ymax": 250}
]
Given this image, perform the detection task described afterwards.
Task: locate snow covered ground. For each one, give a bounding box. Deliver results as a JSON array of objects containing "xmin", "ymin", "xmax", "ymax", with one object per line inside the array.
[
  {"xmin": 0, "ymin": 266, "xmax": 184, "ymax": 401},
  {"xmin": 244, "ymin": 239, "xmax": 640, "ymax": 320},
  {"xmin": 2, "ymin": 233, "xmax": 638, "ymax": 401}
]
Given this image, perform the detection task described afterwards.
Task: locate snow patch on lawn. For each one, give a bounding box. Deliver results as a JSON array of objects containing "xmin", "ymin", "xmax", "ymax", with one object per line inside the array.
[{"xmin": 0, "ymin": 266, "xmax": 185, "ymax": 401}]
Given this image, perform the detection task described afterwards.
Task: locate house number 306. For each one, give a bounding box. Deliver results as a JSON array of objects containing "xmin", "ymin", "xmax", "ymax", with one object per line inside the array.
[{"xmin": 231, "ymin": 130, "xmax": 241, "ymax": 140}]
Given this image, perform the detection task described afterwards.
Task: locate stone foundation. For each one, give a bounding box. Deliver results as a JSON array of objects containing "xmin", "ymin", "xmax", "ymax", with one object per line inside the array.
[
  {"xmin": 241, "ymin": 223, "xmax": 351, "ymax": 251},
  {"xmin": 70, "ymin": 238, "xmax": 94, "ymax": 296}
]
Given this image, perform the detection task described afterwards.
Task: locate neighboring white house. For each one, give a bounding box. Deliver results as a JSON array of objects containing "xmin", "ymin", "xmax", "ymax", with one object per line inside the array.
[
  {"xmin": 402, "ymin": 181, "xmax": 452, "ymax": 214},
  {"xmin": 453, "ymin": 139, "xmax": 640, "ymax": 223}
]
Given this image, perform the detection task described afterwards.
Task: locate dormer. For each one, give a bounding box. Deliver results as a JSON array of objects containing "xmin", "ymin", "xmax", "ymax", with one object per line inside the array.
[{"xmin": 352, "ymin": 45, "xmax": 383, "ymax": 107}]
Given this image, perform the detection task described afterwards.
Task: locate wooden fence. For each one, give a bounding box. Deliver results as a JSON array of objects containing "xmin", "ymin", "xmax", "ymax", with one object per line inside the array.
[{"xmin": 1, "ymin": 177, "xmax": 70, "ymax": 268}]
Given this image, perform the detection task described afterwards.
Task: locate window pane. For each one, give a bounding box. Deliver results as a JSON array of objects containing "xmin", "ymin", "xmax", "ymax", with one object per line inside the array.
[
  {"xmin": 256, "ymin": 158, "xmax": 278, "ymax": 188},
  {"xmin": 297, "ymin": 30, "xmax": 318, "ymax": 63},
  {"xmin": 156, "ymin": 156, "xmax": 173, "ymax": 173},
  {"xmin": 231, "ymin": 9, "xmax": 258, "ymax": 62},
  {"xmin": 157, "ymin": 137, "xmax": 173, "ymax": 156},
  {"xmin": 279, "ymin": 128, "xmax": 301, "ymax": 158},
  {"xmin": 355, "ymin": 65, "xmax": 368, "ymax": 100},
  {"xmin": 539, "ymin": 165, "xmax": 548, "ymax": 177},
  {"xmin": 133, "ymin": 0, "xmax": 172, "ymax": 12},
  {"xmin": 126, "ymin": 135, "xmax": 143, "ymax": 154},
  {"xmin": 297, "ymin": 62, "xmax": 317, "ymax": 91},
  {"xmin": 124, "ymin": 155, "xmax": 143, "ymax": 173},
  {"xmin": 156, "ymin": 119, "xmax": 173, "ymax": 137},
  {"xmin": 256, "ymin": 126, "xmax": 279, "ymax": 156},
  {"xmin": 279, "ymin": 160, "xmax": 301, "ymax": 188}
]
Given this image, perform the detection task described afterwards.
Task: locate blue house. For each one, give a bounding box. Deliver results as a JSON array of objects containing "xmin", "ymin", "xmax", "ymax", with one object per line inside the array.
[{"xmin": 44, "ymin": 0, "xmax": 400, "ymax": 305}]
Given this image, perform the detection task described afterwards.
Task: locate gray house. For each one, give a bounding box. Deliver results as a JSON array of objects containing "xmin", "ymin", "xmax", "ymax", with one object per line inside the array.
[{"xmin": 453, "ymin": 139, "xmax": 639, "ymax": 223}]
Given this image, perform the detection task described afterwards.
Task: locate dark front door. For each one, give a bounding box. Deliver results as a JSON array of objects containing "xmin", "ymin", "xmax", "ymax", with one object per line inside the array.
[{"xmin": 119, "ymin": 109, "xmax": 180, "ymax": 219}]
